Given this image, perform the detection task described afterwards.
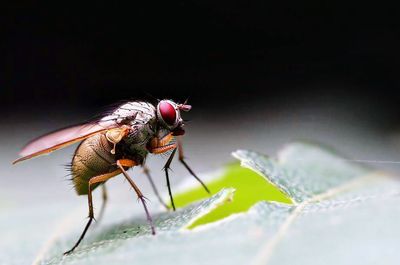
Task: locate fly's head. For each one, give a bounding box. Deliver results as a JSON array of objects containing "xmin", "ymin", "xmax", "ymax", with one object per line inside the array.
[{"xmin": 156, "ymin": 99, "xmax": 191, "ymax": 136}]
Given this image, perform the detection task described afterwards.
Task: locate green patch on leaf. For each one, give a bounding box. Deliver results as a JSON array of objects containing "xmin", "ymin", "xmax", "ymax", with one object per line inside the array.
[{"xmin": 172, "ymin": 163, "xmax": 292, "ymax": 228}]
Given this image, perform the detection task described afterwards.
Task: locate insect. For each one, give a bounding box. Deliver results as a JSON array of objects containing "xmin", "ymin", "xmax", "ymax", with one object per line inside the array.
[{"xmin": 13, "ymin": 99, "xmax": 210, "ymax": 254}]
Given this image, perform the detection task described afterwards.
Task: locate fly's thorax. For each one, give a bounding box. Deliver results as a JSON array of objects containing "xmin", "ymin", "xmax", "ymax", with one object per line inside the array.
[
  {"xmin": 124, "ymin": 121, "xmax": 156, "ymax": 145},
  {"xmin": 102, "ymin": 101, "xmax": 157, "ymax": 125},
  {"xmin": 115, "ymin": 122, "xmax": 155, "ymax": 162}
]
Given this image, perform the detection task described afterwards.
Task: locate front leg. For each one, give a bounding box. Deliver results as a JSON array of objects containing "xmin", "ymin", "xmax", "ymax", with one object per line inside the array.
[
  {"xmin": 147, "ymin": 134, "xmax": 210, "ymax": 211},
  {"xmin": 163, "ymin": 149, "xmax": 177, "ymax": 211},
  {"xmin": 147, "ymin": 132, "xmax": 177, "ymax": 154},
  {"xmin": 177, "ymin": 137, "xmax": 210, "ymax": 194},
  {"xmin": 147, "ymin": 133, "xmax": 177, "ymax": 211}
]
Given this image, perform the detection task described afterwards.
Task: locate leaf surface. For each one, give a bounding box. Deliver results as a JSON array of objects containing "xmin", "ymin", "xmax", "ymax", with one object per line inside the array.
[
  {"xmin": 24, "ymin": 142, "xmax": 400, "ymax": 265},
  {"xmin": 232, "ymin": 143, "xmax": 400, "ymax": 265}
]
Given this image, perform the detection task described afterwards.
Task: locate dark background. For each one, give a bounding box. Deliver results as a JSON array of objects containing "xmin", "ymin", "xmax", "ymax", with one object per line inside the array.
[{"xmin": 3, "ymin": 2, "xmax": 400, "ymax": 127}]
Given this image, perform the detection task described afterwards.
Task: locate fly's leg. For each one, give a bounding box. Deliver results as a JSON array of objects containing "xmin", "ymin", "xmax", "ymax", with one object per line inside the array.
[
  {"xmin": 117, "ymin": 159, "xmax": 156, "ymax": 235},
  {"xmin": 142, "ymin": 165, "xmax": 169, "ymax": 210},
  {"xmin": 147, "ymin": 133, "xmax": 178, "ymax": 211},
  {"xmin": 147, "ymin": 132, "xmax": 176, "ymax": 154},
  {"xmin": 163, "ymin": 148, "xmax": 177, "ymax": 211},
  {"xmin": 152, "ymin": 136, "xmax": 210, "ymax": 211},
  {"xmin": 177, "ymin": 137, "xmax": 210, "ymax": 194},
  {"xmin": 96, "ymin": 184, "xmax": 108, "ymax": 223},
  {"xmin": 64, "ymin": 170, "xmax": 120, "ymax": 255}
]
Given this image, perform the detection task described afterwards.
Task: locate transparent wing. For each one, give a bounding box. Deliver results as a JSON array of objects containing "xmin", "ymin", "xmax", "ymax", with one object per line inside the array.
[{"xmin": 13, "ymin": 120, "xmax": 119, "ymax": 164}]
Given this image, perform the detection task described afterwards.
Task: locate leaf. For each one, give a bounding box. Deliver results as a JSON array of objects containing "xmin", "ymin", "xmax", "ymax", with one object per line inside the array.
[
  {"xmin": 35, "ymin": 188, "xmax": 235, "ymax": 264},
  {"xmin": 232, "ymin": 142, "xmax": 400, "ymax": 265},
  {"xmin": 171, "ymin": 163, "xmax": 292, "ymax": 228},
  {"xmin": 28, "ymin": 142, "xmax": 400, "ymax": 264}
]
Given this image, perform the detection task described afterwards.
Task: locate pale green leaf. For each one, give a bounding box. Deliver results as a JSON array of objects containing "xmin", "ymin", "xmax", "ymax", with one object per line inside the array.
[
  {"xmin": 18, "ymin": 142, "xmax": 400, "ymax": 265},
  {"xmin": 232, "ymin": 142, "xmax": 400, "ymax": 265}
]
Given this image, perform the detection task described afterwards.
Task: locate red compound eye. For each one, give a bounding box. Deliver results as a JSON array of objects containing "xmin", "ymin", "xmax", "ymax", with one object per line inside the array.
[{"xmin": 159, "ymin": 101, "xmax": 177, "ymax": 126}]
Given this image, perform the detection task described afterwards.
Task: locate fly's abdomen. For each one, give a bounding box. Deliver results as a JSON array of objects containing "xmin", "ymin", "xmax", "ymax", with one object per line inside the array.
[{"xmin": 71, "ymin": 133, "xmax": 117, "ymax": 195}]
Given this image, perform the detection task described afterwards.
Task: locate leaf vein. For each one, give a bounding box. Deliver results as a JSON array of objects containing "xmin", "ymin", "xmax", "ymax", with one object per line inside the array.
[{"xmin": 251, "ymin": 171, "xmax": 383, "ymax": 265}]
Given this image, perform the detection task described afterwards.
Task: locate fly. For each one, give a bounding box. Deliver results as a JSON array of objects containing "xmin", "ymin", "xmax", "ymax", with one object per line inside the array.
[{"xmin": 13, "ymin": 99, "xmax": 210, "ymax": 254}]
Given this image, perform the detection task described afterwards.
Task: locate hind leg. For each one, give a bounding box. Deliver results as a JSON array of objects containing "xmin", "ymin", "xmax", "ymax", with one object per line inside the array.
[{"xmin": 64, "ymin": 170, "xmax": 120, "ymax": 255}]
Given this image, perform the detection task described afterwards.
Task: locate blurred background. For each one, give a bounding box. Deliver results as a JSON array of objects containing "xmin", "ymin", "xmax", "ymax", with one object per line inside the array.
[{"xmin": 1, "ymin": 2, "xmax": 400, "ymax": 262}]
